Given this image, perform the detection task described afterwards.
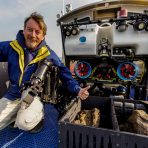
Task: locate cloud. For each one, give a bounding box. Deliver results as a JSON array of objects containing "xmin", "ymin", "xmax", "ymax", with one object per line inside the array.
[
  {"xmin": 16, "ymin": 0, "xmax": 54, "ymax": 12},
  {"xmin": 0, "ymin": 0, "xmax": 55, "ymax": 19}
]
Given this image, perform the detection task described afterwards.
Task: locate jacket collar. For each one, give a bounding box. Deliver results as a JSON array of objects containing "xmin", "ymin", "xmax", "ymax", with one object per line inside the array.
[{"xmin": 10, "ymin": 31, "xmax": 50, "ymax": 86}]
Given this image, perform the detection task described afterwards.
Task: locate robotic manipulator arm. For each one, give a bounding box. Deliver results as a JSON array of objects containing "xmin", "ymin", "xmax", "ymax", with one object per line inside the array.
[{"xmin": 22, "ymin": 59, "xmax": 59, "ymax": 106}]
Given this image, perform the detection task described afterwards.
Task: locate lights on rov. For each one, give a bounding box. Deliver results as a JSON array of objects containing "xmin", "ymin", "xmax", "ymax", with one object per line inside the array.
[
  {"xmin": 63, "ymin": 26, "xmax": 79, "ymax": 37},
  {"xmin": 133, "ymin": 21, "xmax": 146, "ymax": 31}
]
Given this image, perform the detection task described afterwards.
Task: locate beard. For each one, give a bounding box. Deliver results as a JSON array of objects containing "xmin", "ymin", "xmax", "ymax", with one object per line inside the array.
[{"xmin": 25, "ymin": 37, "xmax": 40, "ymax": 50}]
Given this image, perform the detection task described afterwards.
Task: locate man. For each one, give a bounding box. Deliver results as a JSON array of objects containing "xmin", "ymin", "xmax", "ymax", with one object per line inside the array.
[{"xmin": 0, "ymin": 12, "xmax": 89, "ymax": 132}]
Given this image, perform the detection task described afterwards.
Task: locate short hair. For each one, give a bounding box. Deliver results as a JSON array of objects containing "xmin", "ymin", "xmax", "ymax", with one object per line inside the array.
[{"xmin": 24, "ymin": 12, "xmax": 47, "ymax": 35}]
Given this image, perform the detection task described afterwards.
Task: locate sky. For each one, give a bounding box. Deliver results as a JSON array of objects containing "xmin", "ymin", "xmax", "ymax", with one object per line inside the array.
[{"xmin": 0, "ymin": 0, "xmax": 100, "ymax": 57}]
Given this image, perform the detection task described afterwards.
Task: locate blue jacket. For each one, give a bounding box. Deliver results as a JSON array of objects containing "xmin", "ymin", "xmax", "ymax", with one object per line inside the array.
[{"xmin": 0, "ymin": 30, "xmax": 80, "ymax": 100}]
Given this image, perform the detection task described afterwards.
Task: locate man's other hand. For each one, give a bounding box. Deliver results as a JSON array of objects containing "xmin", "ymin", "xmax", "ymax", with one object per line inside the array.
[{"xmin": 78, "ymin": 86, "xmax": 90, "ymax": 100}]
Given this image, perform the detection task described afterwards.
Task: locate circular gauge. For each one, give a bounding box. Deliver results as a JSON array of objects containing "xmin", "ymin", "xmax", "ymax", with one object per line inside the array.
[
  {"xmin": 74, "ymin": 61, "xmax": 92, "ymax": 79},
  {"xmin": 92, "ymin": 62, "xmax": 116, "ymax": 80},
  {"xmin": 117, "ymin": 62, "xmax": 139, "ymax": 80}
]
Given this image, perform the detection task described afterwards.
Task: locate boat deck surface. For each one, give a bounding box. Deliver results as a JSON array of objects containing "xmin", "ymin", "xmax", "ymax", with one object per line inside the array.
[{"xmin": 0, "ymin": 104, "xmax": 59, "ymax": 148}]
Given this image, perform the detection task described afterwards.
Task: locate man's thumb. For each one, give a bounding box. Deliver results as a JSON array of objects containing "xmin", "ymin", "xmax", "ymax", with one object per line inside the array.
[{"xmin": 84, "ymin": 85, "xmax": 90, "ymax": 91}]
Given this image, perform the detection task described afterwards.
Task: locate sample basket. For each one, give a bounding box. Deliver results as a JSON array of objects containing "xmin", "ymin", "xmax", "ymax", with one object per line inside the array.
[{"xmin": 58, "ymin": 96, "xmax": 148, "ymax": 148}]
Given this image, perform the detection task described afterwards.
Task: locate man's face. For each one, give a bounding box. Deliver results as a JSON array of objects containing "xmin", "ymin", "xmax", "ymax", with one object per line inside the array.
[{"xmin": 23, "ymin": 18, "xmax": 45, "ymax": 50}]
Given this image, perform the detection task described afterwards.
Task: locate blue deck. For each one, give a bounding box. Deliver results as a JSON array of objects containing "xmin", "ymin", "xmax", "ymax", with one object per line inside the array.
[{"xmin": 0, "ymin": 104, "xmax": 59, "ymax": 148}]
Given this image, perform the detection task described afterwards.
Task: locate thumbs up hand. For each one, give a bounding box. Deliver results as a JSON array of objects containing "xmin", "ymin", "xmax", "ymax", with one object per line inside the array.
[{"xmin": 78, "ymin": 86, "xmax": 90, "ymax": 100}]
